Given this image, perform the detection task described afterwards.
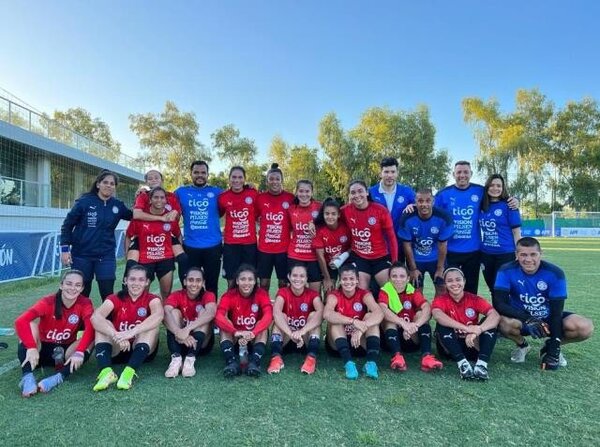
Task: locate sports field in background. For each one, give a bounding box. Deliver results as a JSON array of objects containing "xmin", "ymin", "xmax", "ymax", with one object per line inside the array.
[{"xmin": 0, "ymin": 238, "xmax": 598, "ymax": 446}]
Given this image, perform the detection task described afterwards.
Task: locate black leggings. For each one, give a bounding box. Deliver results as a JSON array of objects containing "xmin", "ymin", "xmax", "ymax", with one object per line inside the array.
[{"xmin": 481, "ymin": 252, "xmax": 514, "ymax": 298}]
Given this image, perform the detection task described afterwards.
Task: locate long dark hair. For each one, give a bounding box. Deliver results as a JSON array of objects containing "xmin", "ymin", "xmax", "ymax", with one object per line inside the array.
[
  {"xmin": 54, "ymin": 270, "xmax": 85, "ymax": 319},
  {"xmin": 88, "ymin": 170, "xmax": 118, "ymax": 195},
  {"xmin": 184, "ymin": 266, "xmax": 206, "ymax": 301},
  {"xmin": 118, "ymin": 265, "xmax": 148, "ymax": 300},
  {"xmin": 314, "ymin": 197, "xmax": 341, "ymax": 227},
  {"xmin": 293, "ymin": 179, "xmax": 314, "ymax": 205},
  {"xmin": 481, "ymin": 173, "xmax": 509, "ymax": 212},
  {"xmin": 231, "ymin": 264, "xmax": 259, "ymax": 297}
]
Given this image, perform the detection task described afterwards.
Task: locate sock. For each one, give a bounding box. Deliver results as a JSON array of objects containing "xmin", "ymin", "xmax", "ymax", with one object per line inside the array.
[
  {"xmin": 127, "ymin": 343, "xmax": 150, "ymax": 369},
  {"xmin": 436, "ymin": 325, "xmax": 466, "ymax": 362},
  {"xmin": 478, "ymin": 329, "xmax": 498, "ymax": 363},
  {"xmin": 190, "ymin": 331, "xmax": 206, "ymax": 357},
  {"xmin": 418, "ymin": 323, "xmax": 433, "ymax": 355},
  {"xmin": 270, "ymin": 333, "xmax": 283, "ymax": 357},
  {"xmin": 175, "ymin": 253, "xmax": 189, "ymax": 286},
  {"xmin": 220, "ymin": 340, "xmax": 236, "ymax": 363},
  {"xmin": 366, "ymin": 336, "xmax": 380, "ymax": 362},
  {"xmin": 384, "ymin": 328, "xmax": 401, "ymax": 354},
  {"xmin": 334, "ymin": 337, "xmax": 352, "ymax": 363},
  {"xmin": 166, "ymin": 330, "xmax": 183, "ymax": 356},
  {"xmin": 307, "ymin": 335, "xmax": 320, "ymax": 358},
  {"xmin": 18, "ymin": 343, "xmax": 33, "ymax": 375},
  {"xmin": 251, "ymin": 342, "xmax": 266, "ymax": 366},
  {"xmin": 95, "ymin": 342, "xmax": 113, "ymax": 369}
]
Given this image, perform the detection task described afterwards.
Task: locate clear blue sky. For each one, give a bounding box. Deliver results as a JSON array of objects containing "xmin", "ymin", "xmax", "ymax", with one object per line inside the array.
[{"xmin": 2, "ymin": 0, "xmax": 599, "ymax": 178}]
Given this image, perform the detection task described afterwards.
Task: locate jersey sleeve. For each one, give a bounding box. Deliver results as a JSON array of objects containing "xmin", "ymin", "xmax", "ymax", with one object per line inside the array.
[
  {"xmin": 252, "ymin": 290, "xmax": 274, "ymax": 336},
  {"xmin": 474, "ymin": 295, "xmax": 493, "ymax": 315},
  {"xmin": 412, "ymin": 290, "xmax": 428, "ymax": 308},
  {"xmin": 164, "ymin": 291, "xmax": 180, "ymax": 308},
  {"xmin": 549, "ymin": 269, "xmax": 568, "ymax": 300},
  {"xmin": 507, "ymin": 207, "xmax": 522, "ymax": 228},
  {"xmin": 431, "ymin": 296, "xmax": 448, "ymax": 314},
  {"xmin": 312, "ymin": 230, "xmax": 325, "ymax": 249},
  {"xmin": 494, "ymin": 267, "xmax": 511, "ymax": 292},
  {"xmin": 215, "ymin": 293, "xmax": 237, "ymax": 333},
  {"xmin": 133, "ymin": 193, "xmax": 148, "ymax": 210},
  {"xmin": 202, "ymin": 291, "xmax": 217, "ymax": 305},
  {"xmin": 437, "ymin": 209, "xmax": 454, "ymax": 241},
  {"xmin": 396, "ymin": 214, "xmax": 412, "ymax": 242},
  {"xmin": 378, "ymin": 289, "xmax": 390, "ymax": 306},
  {"xmin": 126, "ymin": 220, "xmax": 138, "ymax": 238},
  {"xmin": 74, "ymin": 300, "xmax": 96, "ymax": 352},
  {"xmin": 14, "ymin": 298, "xmax": 52, "ymax": 349},
  {"xmin": 60, "ymin": 199, "xmax": 84, "ymax": 246},
  {"xmin": 168, "ymin": 193, "xmax": 182, "ymax": 214},
  {"xmin": 119, "ymin": 201, "xmax": 133, "ymax": 221}
]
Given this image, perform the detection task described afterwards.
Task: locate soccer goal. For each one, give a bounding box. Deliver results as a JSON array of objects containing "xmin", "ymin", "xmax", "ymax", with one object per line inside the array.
[{"xmin": 542, "ymin": 211, "xmax": 600, "ymax": 237}]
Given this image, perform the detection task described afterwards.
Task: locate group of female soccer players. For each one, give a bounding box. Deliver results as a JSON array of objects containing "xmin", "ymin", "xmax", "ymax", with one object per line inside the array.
[{"xmin": 14, "ymin": 163, "xmax": 513, "ymax": 396}]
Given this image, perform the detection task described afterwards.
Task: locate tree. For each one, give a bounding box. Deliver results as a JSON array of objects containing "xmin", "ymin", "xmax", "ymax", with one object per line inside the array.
[
  {"xmin": 283, "ymin": 145, "xmax": 322, "ymax": 195},
  {"xmin": 52, "ymin": 107, "xmax": 122, "ymax": 162},
  {"xmin": 129, "ymin": 101, "xmax": 211, "ymax": 190},
  {"xmin": 268, "ymin": 135, "xmax": 290, "ymax": 170},
  {"xmin": 211, "ymin": 124, "xmax": 257, "ymax": 168}
]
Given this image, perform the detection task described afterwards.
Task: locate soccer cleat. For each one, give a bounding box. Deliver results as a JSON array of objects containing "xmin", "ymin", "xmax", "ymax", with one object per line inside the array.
[
  {"xmin": 473, "ymin": 364, "xmax": 489, "ymax": 380},
  {"xmin": 458, "ymin": 361, "xmax": 474, "ymax": 380},
  {"xmin": 267, "ymin": 355, "xmax": 285, "ymax": 374},
  {"xmin": 93, "ymin": 367, "xmax": 118, "ymax": 392},
  {"xmin": 390, "ymin": 353, "xmax": 407, "ymax": 371},
  {"xmin": 20, "ymin": 372, "xmax": 38, "ymax": 398},
  {"xmin": 421, "ymin": 354, "xmax": 443, "ymax": 372},
  {"xmin": 165, "ymin": 354, "xmax": 183, "ymax": 378},
  {"xmin": 223, "ymin": 360, "xmax": 242, "ymax": 378},
  {"xmin": 300, "ymin": 355, "xmax": 317, "ymax": 375},
  {"xmin": 344, "ymin": 361, "xmax": 359, "ymax": 380},
  {"xmin": 510, "ymin": 344, "xmax": 531, "ymax": 363},
  {"xmin": 38, "ymin": 372, "xmax": 64, "ymax": 393},
  {"xmin": 181, "ymin": 356, "xmax": 196, "ymax": 378},
  {"xmin": 117, "ymin": 366, "xmax": 137, "ymax": 390},
  {"xmin": 246, "ymin": 361, "xmax": 261, "ymax": 377},
  {"xmin": 363, "ymin": 361, "xmax": 379, "ymax": 379}
]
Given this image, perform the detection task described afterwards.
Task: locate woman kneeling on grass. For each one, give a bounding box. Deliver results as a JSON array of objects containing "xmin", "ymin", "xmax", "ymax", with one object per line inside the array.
[
  {"xmin": 324, "ymin": 264, "xmax": 383, "ymax": 380},
  {"xmin": 163, "ymin": 267, "xmax": 217, "ymax": 378},
  {"xmin": 215, "ymin": 264, "xmax": 273, "ymax": 377},
  {"xmin": 378, "ymin": 263, "xmax": 443, "ymax": 372},
  {"xmin": 15, "ymin": 270, "xmax": 95, "ymax": 397},
  {"xmin": 432, "ymin": 267, "xmax": 500, "ymax": 380},
  {"xmin": 267, "ymin": 263, "xmax": 324, "ymax": 375},
  {"xmin": 91, "ymin": 265, "xmax": 163, "ymax": 391}
]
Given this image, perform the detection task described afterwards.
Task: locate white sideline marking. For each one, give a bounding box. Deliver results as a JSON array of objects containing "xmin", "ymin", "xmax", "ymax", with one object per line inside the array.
[{"xmin": 0, "ymin": 359, "xmax": 19, "ymax": 377}]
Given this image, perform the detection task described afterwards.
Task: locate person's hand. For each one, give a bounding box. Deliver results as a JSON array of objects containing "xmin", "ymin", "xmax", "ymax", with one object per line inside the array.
[
  {"xmin": 307, "ymin": 222, "xmax": 316, "ymax": 237},
  {"xmin": 350, "ymin": 329, "xmax": 362, "ymax": 349},
  {"xmin": 403, "ymin": 204, "xmax": 415, "ymax": 214},
  {"xmin": 65, "ymin": 352, "xmax": 85, "ymax": 373},
  {"xmin": 409, "ymin": 269, "xmax": 422, "ymax": 287},
  {"xmin": 114, "ymin": 330, "xmax": 135, "ymax": 343},
  {"xmin": 403, "ymin": 321, "xmax": 419, "ymax": 338},
  {"xmin": 236, "ymin": 331, "xmax": 255, "ymax": 343},
  {"xmin": 507, "ymin": 196, "xmax": 520, "ymax": 209},
  {"xmin": 175, "ymin": 327, "xmax": 190, "ymax": 344},
  {"xmin": 523, "ymin": 318, "xmax": 550, "ymax": 339},
  {"xmin": 22, "ymin": 348, "xmax": 40, "ymax": 370},
  {"xmin": 323, "ymin": 278, "xmax": 335, "ymax": 292},
  {"xmin": 352, "ymin": 318, "xmax": 368, "ymax": 334},
  {"xmin": 291, "ymin": 331, "xmax": 305, "ymax": 348},
  {"xmin": 118, "ymin": 339, "xmax": 131, "ymax": 352},
  {"xmin": 61, "ymin": 252, "xmax": 72, "ymax": 267},
  {"xmin": 162, "ymin": 210, "xmax": 179, "ymax": 222},
  {"xmin": 464, "ymin": 325, "xmax": 482, "ymax": 335},
  {"xmin": 183, "ymin": 335, "xmax": 197, "ymax": 349},
  {"xmin": 465, "ymin": 333, "xmax": 477, "ymax": 348}
]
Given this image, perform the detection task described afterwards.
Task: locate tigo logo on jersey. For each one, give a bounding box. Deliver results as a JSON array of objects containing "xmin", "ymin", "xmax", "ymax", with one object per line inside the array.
[
  {"xmin": 46, "ymin": 329, "xmax": 72, "ymax": 342},
  {"xmin": 251, "ymin": 304, "xmax": 259, "ymax": 313},
  {"xmin": 465, "ymin": 308, "xmax": 476, "ymax": 318},
  {"xmin": 137, "ymin": 308, "xmax": 148, "ymax": 317},
  {"xmin": 300, "ymin": 303, "xmax": 309, "ymax": 312},
  {"xmin": 368, "ymin": 217, "xmax": 376, "ymax": 225},
  {"xmin": 67, "ymin": 314, "xmax": 79, "ymax": 325},
  {"xmin": 537, "ymin": 281, "xmax": 548, "ymax": 291},
  {"xmin": 353, "ymin": 302, "xmax": 363, "ymax": 312}
]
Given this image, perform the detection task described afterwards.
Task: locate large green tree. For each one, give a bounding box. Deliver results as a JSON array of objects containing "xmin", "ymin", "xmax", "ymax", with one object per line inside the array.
[{"xmin": 211, "ymin": 124, "xmax": 258, "ymax": 168}]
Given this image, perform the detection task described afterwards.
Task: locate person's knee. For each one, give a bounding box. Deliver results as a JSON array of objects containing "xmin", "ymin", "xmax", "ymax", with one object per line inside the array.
[
  {"xmin": 499, "ymin": 317, "xmax": 520, "ymax": 336},
  {"xmin": 568, "ymin": 317, "xmax": 594, "ymax": 341}
]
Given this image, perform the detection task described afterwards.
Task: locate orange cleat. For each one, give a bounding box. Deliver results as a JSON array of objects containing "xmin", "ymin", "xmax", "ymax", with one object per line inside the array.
[
  {"xmin": 390, "ymin": 353, "xmax": 407, "ymax": 371},
  {"xmin": 300, "ymin": 355, "xmax": 317, "ymax": 375},
  {"xmin": 267, "ymin": 355, "xmax": 284, "ymax": 374},
  {"xmin": 421, "ymin": 354, "xmax": 443, "ymax": 372}
]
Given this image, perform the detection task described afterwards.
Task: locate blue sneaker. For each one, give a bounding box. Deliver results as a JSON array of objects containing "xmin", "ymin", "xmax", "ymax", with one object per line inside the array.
[
  {"xmin": 363, "ymin": 361, "xmax": 379, "ymax": 379},
  {"xmin": 38, "ymin": 372, "xmax": 64, "ymax": 393},
  {"xmin": 20, "ymin": 372, "xmax": 37, "ymax": 398},
  {"xmin": 344, "ymin": 361, "xmax": 359, "ymax": 380}
]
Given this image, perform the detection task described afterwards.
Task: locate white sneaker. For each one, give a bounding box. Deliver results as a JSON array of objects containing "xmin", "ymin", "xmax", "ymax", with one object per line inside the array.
[
  {"xmin": 510, "ymin": 344, "xmax": 531, "ymax": 363},
  {"xmin": 182, "ymin": 356, "xmax": 196, "ymax": 377},
  {"xmin": 165, "ymin": 355, "xmax": 183, "ymax": 378},
  {"xmin": 558, "ymin": 352, "xmax": 567, "ymax": 367}
]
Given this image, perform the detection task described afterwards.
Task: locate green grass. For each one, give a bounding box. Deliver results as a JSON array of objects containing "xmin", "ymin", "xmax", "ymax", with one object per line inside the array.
[{"xmin": 0, "ymin": 238, "xmax": 599, "ymax": 446}]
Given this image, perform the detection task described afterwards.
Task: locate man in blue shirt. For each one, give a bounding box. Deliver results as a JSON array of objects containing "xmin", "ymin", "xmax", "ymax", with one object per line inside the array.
[
  {"xmin": 175, "ymin": 160, "xmax": 223, "ymax": 295},
  {"xmin": 397, "ymin": 189, "xmax": 453, "ymax": 296},
  {"xmin": 493, "ymin": 237, "xmax": 593, "ymax": 370}
]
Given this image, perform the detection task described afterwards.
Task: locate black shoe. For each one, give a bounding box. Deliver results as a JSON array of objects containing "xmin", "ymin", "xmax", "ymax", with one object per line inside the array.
[
  {"xmin": 473, "ymin": 364, "xmax": 489, "ymax": 380},
  {"xmin": 246, "ymin": 361, "xmax": 261, "ymax": 377},
  {"xmin": 223, "ymin": 360, "xmax": 241, "ymax": 378},
  {"xmin": 458, "ymin": 361, "xmax": 474, "ymax": 380}
]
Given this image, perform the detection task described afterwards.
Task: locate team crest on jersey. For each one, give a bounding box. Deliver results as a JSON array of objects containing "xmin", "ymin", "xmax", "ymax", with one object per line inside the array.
[
  {"xmin": 245, "ymin": 197, "xmax": 253, "ymax": 205},
  {"xmin": 163, "ymin": 223, "xmax": 171, "ymax": 232},
  {"xmin": 471, "ymin": 195, "xmax": 479, "ymax": 203},
  {"xmin": 340, "ymin": 235, "xmax": 348, "ymax": 243},
  {"xmin": 195, "ymin": 304, "xmax": 204, "ymax": 313},
  {"xmin": 251, "ymin": 303, "xmax": 259, "ymax": 313},
  {"xmin": 207, "ymin": 192, "xmax": 215, "ymax": 198},
  {"xmin": 353, "ymin": 302, "xmax": 363, "ymax": 312},
  {"xmin": 368, "ymin": 217, "xmax": 376, "ymax": 225},
  {"xmin": 311, "ymin": 210, "xmax": 319, "ymax": 218},
  {"xmin": 403, "ymin": 301, "xmax": 412, "ymax": 310},
  {"xmin": 465, "ymin": 308, "xmax": 476, "ymax": 318},
  {"xmin": 397, "ymin": 197, "xmax": 405, "ymax": 204},
  {"xmin": 137, "ymin": 308, "xmax": 147, "ymax": 317},
  {"xmin": 300, "ymin": 303, "xmax": 309, "ymax": 312},
  {"xmin": 282, "ymin": 201, "xmax": 290, "ymax": 209},
  {"xmin": 68, "ymin": 314, "xmax": 79, "ymax": 325},
  {"xmin": 112, "ymin": 206, "xmax": 119, "ymax": 214},
  {"xmin": 430, "ymin": 226, "xmax": 439, "ymax": 235},
  {"xmin": 537, "ymin": 281, "xmax": 548, "ymax": 291},
  {"xmin": 494, "ymin": 209, "xmax": 503, "ymax": 216}
]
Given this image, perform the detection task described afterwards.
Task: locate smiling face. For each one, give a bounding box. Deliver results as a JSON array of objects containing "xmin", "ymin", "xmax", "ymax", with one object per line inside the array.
[
  {"xmin": 453, "ymin": 164, "xmax": 472, "ymax": 189},
  {"xmin": 59, "ymin": 272, "xmax": 85, "ymax": 301},
  {"xmin": 416, "ymin": 191, "xmax": 433, "ymax": 218},
  {"xmin": 150, "ymin": 190, "xmax": 167, "ymax": 212},
  {"xmin": 145, "ymin": 170, "xmax": 163, "ymax": 189},
  {"xmin": 288, "ymin": 266, "xmax": 308, "ymax": 293},
  {"xmin": 323, "ymin": 205, "xmax": 340, "ymax": 228},
  {"xmin": 267, "ymin": 172, "xmax": 283, "ymax": 195},
  {"xmin": 487, "ymin": 178, "xmax": 504, "ymax": 200},
  {"xmin": 516, "ymin": 244, "xmax": 542, "ymax": 274},
  {"xmin": 444, "ymin": 269, "xmax": 465, "ymax": 300},
  {"xmin": 349, "ymin": 183, "xmax": 368, "ymax": 209},
  {"xmin": 236, "ymin": 270, "xmax": 257, "ymax": 297},
  {"xmin": 96, "ymin": 175, "xmax": 116, "ymax": 199},
  {"xmin": 296, "ymin": 182, "xmax": 313, "ymax": 206},
  {"xmin": 125, "ymin": 268, "xmax": 150, "ymax": 299},
  {"xmin": 229, "ymin": 168, "xmax": 245, "ymax": 192},
  {"xmin": 191, "ymin": 164, "xmax": 208, "ymax": 187},
  {"xmin": 184, "ymin": 269, "xmax": 205, "ymax": 298},
  {"xmin": 380, "ymin": 165, "xmax": 398, "ymax": 187},
  {"xmin": 339, "ymin": 269, "xmax": 359, "ymax": 295}
]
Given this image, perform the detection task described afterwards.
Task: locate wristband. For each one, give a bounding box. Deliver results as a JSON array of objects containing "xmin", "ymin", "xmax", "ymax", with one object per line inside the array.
[{"xmin": 60, "ymin": 246, "xmax": 70, "ymax": 253}]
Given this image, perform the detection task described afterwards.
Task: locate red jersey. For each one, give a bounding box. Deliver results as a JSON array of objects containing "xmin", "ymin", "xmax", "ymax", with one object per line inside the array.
[
  {"xmin": 126, "ymin": 218, "xmax": 181, "ymax": 263},
  {"xmin": 107, "ymin": 291, "xmax": 161, "ymax": 333},
  {"xmin": 287, "ymin": 201, "xmax": 322, "ymax": 261},
  {"xmin": 312, "ymin": 223, "xmax": 351, "ymax": 264},
  {"xmin": 379, "ymin": 288, "xmax": 428, "ymax": 322},
  {"xmin": 215, "ymin": 288, "xmax": 273, "ymax": 335},
  {"xmin": 134, "ymin": 190, "xmax": 182, "ymax": 215},
  {"xmin": 276, "ymin": 286, "xmax": 320, "ymax": 330},
  {"xmin": 330, "ymin": 288, "xmax": 371, "ymax": 334},
  {"xmin": 14, "ymin": 294, "xmax": 95, "ymax": 352},
  {"xmin": 341, "ymin": 202, "xmax": 398, "ymax": 261},
  {"xmin": 255, "ymin": 190, "xmax": 295, "ymax": 253},
  {"xmin": 431, "ymin": 292, "xmax": 493, "ymax": 327},
  {"xmin": 218, "ymin": 188, "xmax": 258, "ymax": 245},
  {"xmin": 164, "ymin": 289, "xmax": 217, "ymax": 325}
]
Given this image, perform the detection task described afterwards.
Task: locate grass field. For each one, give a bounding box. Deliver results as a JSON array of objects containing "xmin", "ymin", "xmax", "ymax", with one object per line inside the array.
[{"xmin": 0, "ymin": 238, "xmax": 598, "ymax": 446}]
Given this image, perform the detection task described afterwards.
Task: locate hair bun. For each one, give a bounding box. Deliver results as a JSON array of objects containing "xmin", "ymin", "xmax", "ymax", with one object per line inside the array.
[{"xmin": 270, "ymin": 163, "xmax": 279, "ymax": 169}]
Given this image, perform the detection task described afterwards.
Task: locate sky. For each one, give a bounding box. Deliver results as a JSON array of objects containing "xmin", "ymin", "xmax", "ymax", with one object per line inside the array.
[{"xmin": 1, "ymin": 0, "xmax": 599, "ymax": 179}]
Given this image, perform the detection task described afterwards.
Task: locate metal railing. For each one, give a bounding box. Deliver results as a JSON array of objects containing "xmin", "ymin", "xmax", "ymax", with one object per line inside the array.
[
  {"xmin": 0, "ymin": 175, "xmax": 49, "ymax": 207},
  {"xmin": 0, "ymin": 94, "xmax": 145, "ymax": 173}
]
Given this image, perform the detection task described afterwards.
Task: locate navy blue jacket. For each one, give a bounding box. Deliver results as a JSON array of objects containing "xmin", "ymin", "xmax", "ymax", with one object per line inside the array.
[{"xmin": 60, "ymin": 193, "xmax": 132, "ymax": 258}]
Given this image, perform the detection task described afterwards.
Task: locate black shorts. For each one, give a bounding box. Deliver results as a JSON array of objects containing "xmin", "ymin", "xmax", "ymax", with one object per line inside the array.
[
  {"xmin": 287, "ymin": 259, "xmax": 322, "ymax": 283},
  {"xmin": 35, "ymin": 342, "xmax": 71, "ymax": 367},
  {"xmin": 129, "ymin": 236, "xmax": 181, "ymax": 251},
  {"xmin": 112, "ymin": 342, "xmax": 159, "ymax": 364},
  {"xmin": 222, "ymin": 243, "xmax": 258, "ymax": 279},
  {"xmin": 141, "ymin": 259, "xmax": 175, "ymax": 281},
  {"xmin": 326, "ymin": 335, "xmax": 367, "ymax": 358},
  {"xmin": 349, "ymin": 254, "xmax": 392, "ymax": 277},
  {"xmin": 257, "ymin": 251, "xmax": 288, "ymax": 280}
]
